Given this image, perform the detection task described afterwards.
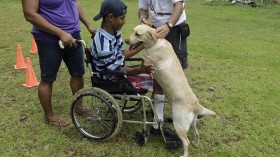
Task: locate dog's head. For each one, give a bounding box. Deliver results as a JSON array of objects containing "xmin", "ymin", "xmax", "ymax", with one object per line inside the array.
[{"xmin": 125, "ymin": 24, "xmax": 158, "ymax": 49}]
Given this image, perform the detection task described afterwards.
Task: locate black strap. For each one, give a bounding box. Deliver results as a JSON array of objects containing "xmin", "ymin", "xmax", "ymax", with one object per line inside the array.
[
  {"xmin": 150, "ymin": 0, "xmax": 172, "ymax": 16},
  {"xmin": 156, "ymin": 12, "xmax": 172, "ymax": 16}
]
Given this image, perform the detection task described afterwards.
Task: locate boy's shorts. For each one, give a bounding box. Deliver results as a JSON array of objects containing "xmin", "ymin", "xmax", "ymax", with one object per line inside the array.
[
  {"xmin": 36, "ymin": 37, "xmax": 85, "ymax": 83},
  {"xmin": 127, "ymin": 74, "xmax": 153, "ymax": 92}
]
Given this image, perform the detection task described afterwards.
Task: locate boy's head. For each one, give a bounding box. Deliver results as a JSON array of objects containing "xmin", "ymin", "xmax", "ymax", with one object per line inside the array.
[{"xmin": 93, "ymin": 0, "xmax": 127, "ymax": 21}]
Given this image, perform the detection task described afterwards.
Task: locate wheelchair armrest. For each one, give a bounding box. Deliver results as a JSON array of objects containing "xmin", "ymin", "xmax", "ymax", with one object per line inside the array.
[
  {"xmin": 125, "ymin": 57, "xmax": 142, "ymax": 62},
  {"xmin": 97, "ymin": 70, "xmax": 127, "ymax": 76},
  {"xmin": 125, "ymin": 57, "xmax": 142, "ymax": 67}
]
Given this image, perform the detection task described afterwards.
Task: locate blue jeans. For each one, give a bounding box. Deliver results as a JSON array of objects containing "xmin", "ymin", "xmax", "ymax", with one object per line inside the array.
[{"xmin": 36, "ymin": 37, "xmax": 85, "ymax": 83}]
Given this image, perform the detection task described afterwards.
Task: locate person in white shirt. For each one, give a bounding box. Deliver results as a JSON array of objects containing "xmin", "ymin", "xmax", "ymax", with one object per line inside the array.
[{"xmin": 139, "ymin": 0, "xmax": 189, "ymax": 69}]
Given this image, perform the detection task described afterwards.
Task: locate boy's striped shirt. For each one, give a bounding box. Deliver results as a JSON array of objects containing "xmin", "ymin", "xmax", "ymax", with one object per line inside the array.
[{"xmin": 90, "ymin": 28, "xmax": 125, "ymax": 80}]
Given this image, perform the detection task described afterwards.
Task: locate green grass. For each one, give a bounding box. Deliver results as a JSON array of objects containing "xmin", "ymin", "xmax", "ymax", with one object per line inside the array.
[{"xmin": 0, "ymin": 0, "xmax": 280, "ymax": 156}]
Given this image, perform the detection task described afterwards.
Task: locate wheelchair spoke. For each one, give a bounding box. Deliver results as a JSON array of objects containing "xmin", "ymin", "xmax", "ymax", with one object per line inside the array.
[{"xmin": 98, "ymin": 118, "xmax": 115, "ymax": 132}]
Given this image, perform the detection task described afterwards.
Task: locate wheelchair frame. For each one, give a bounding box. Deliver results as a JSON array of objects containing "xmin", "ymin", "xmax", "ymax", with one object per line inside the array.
[{"xmin": 70, "ymin": 40, "xmax": 179, "ymax": 147}]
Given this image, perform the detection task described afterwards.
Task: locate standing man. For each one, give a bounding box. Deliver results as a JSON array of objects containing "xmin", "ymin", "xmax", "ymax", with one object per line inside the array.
[
  {"xmin": 138, "ymin": 0, "xmax": 189, "ymax": 69},
  {"xmin": 21, "ymin": 0, "xmax": 96, "ymax": 127}
]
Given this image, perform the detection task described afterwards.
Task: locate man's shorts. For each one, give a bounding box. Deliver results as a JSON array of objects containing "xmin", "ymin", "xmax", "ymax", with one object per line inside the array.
[
  {"xmin": 36, "ymin": 37, "xmax": 85, "ymax": 83},
  {"xmin": 127, "ymin": 74, "xmax": 153, "ymax": 92}
]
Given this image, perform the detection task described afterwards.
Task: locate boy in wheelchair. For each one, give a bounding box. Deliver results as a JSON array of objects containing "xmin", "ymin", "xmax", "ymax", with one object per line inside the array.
[{"xmin": 91, "ymin": 0, "xmax": 181, "ymax": 143}]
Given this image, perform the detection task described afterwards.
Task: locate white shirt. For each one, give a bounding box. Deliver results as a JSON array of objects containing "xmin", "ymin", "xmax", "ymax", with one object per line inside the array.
[{"xmin": 139, "ymin": 0, "xmax": 186, "ymax": 27}]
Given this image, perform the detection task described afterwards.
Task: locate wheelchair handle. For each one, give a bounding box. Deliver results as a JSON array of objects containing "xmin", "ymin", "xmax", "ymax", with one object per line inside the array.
[
  {"xmin": 58, "ymin": 39, "xmax": 87, "ymax": 49},
  {"xmin": 76, "ymin": 39, "xmax": 87, "ymax": 48}
]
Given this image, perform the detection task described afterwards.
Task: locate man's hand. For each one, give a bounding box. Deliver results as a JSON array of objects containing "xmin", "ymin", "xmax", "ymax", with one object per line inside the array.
[
  {"xmin": 87, "ymin": 25, "xmax": 96, "ymax": 36},
  {"xmin": 140, "ymin": 17, "xmax": 148, "ymax": 25},
  {"xmin": 59, "ymin": 31, "xmax": 76, "ymax": 48},
  {"xmin": 156, "ymin": 24, "xmax": 170, "ymax": 38}
]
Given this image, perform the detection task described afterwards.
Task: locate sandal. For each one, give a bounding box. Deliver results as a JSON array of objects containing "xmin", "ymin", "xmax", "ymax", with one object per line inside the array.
[{"xmin": 44, "ymin": 118, "xmax": 70, "ymax": 127}]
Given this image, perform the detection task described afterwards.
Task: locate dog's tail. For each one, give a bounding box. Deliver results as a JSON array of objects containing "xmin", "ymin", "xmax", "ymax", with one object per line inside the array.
[{"xmin": 196, "ymin": 104, "xmax": 216, "ymax": 117}]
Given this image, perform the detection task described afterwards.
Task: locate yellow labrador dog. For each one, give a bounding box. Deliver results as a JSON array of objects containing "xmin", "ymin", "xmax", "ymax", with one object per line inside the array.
[{"xmin": 125, "ymin": 24, "xmax": 216, "ymax": 157}]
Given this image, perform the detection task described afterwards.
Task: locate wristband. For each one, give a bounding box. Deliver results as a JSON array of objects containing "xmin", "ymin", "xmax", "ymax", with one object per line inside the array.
[{"xmin": 166, "ymin": 22, "xmax": 174, "ymax": 29}]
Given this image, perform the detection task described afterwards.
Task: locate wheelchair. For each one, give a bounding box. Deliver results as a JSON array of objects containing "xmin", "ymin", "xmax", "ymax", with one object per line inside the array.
[{"xmin": 70, "ymin": 40, "xmax": 180, "ymax": 148}]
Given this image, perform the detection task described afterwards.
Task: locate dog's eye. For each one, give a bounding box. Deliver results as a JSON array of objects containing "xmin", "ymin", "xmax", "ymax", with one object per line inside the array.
[{"xmin": 135, "ymin": 32, "xmax": 140, "ymax": 36}]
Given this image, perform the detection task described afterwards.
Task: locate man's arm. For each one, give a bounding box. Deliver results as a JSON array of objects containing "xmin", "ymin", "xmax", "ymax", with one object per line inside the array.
[
  {"xmin": 156, "ymin": 1, "xmax": 184, "ymax": 38},
  {"xmin": 21, "ymin": 0, "xmax": 71, "ymax": 40},
  {"xmin": 77, "ymin": 1, "xmax": 96, "ymax": 35},
  {"xmin": 21, "ymin": 0, "xmax": 77, "ymax": 47},
  {"xmin": 138, "ymin": 9, "xmax": 149, "ymax": 24},
  {"xmin": 167, "ymin": 2, "xmax": 184, "ymax": 26}
]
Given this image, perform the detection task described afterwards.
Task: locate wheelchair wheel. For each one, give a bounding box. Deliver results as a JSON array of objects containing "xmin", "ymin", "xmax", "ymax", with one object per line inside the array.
[
  {"xmin": 135, "ymin": 130, "xmax": 148, "ymax": 146},
  {"xmin": 70, "ymin": 87, "xmax": 123, "ymax": 141}
]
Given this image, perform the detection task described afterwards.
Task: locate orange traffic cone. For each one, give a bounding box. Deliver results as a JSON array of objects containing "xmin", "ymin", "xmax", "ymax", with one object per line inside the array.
[
  {"xmin": 23, "ymin": 57, "xmax": 39, "ymax": 87},
  {"xmin": 15, "ymin": 44, "xmax": 27, "ymax": 69},
  {"xmin": 30, "ymin": 36, "xmax": 38, "ymax": 54}
]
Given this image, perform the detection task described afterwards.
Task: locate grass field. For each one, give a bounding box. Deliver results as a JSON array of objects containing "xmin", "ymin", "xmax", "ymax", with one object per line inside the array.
[{"xmin": 0, "ymin": 0, "xmax": 279, "ymax": 157}]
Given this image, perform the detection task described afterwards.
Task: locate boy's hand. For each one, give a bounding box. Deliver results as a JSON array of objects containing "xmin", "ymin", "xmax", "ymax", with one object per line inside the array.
[{"xmin": 140, "ymin": 60, "xmax": 156, "ymax": 74}]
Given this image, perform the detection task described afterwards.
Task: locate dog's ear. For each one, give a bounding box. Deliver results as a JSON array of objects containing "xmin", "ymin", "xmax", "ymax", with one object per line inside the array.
[{"xmin": 147, "ymin": 30, "xmax": 158, "ymax": 42}]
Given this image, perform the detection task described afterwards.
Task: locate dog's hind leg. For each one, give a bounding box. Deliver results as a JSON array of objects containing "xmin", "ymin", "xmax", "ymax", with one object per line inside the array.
[
  {"xmin": 179, "ymin": 134, "xmax": 190, "ymax": 157},
  {"xmin": 173, "ymin": 113, "xmax": 194, "ymax": 157},
  {"xmin": 174, "ymin": 125, "xmax": 190, "ymax": 157},
  {"xmin": 190, "ymin": 117, "xmax": 199, "ymax": 147}
]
